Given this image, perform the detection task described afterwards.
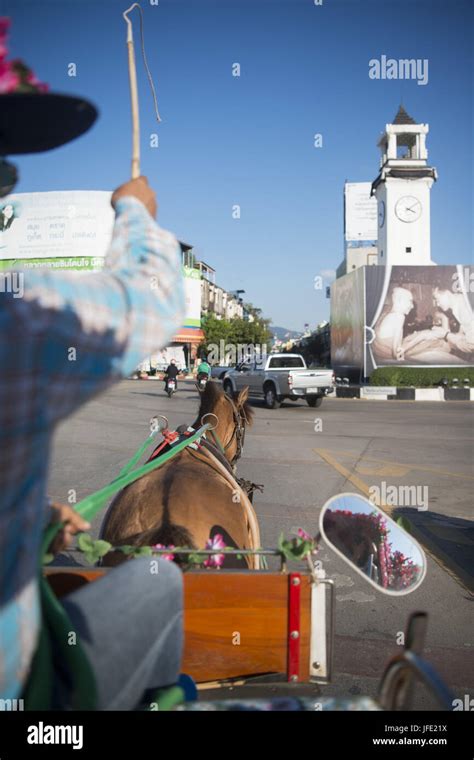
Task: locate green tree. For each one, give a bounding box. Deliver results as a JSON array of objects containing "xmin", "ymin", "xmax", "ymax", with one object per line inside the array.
[
  {"xmin": 228, "ymin": 317, "xmax": 272, "ymax": 348},
  {"xmin": 200, "ymin": 308, "xmax": 273, "ymax": 360},
  {"xmin": 199, "ymin": 313, "xmax": 232, "ymax": 355}
]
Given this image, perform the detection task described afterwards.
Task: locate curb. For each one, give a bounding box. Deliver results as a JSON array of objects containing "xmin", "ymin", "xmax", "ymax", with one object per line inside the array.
[{"xmin": 334, "ymin": 386, "xmax": 473, "ymax": 401}]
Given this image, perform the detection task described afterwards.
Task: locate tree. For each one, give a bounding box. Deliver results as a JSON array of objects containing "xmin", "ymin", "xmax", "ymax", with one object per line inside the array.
[
  {"xmin": 200, "ymin": 309, "xmax": 273, "ymax": 361},
  {"xmin": 200, "ymin": 314, "xmax": 232, "ymax": 353}
]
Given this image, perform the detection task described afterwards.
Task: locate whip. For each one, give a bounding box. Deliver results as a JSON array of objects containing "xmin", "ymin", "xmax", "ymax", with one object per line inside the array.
[{"xmin": 122, "ymin": 3, "xmax": 162, "ymax": 179}]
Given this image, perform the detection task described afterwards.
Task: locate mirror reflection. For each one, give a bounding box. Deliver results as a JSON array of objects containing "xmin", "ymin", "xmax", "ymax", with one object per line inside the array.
[{"xmin": 320, "ymin": 493, "xmax": 426, "ymax": 594}]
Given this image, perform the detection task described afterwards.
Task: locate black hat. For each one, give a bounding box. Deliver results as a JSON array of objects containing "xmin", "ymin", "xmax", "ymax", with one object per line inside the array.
[{"xmin": 0, "ymin": 92, "xmax": 98, "ymax": 155}]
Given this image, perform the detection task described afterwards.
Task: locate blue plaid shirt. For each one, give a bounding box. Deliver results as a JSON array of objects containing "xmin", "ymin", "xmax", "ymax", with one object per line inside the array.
[{"xmin": 0, "ymin": 196, "xmax": 185, "ymax": 699}]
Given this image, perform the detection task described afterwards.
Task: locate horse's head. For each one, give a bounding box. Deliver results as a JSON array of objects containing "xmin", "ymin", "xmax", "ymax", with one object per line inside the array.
[{"xmin": 195, "ymin": 381, "xmax": 253, "ymax": 466}]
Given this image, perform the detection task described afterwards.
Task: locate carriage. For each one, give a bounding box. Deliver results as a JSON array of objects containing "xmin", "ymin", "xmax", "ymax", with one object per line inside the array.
[{"xmin": 30, "ymin": 385, "xmax": 452, "ymax": 712}]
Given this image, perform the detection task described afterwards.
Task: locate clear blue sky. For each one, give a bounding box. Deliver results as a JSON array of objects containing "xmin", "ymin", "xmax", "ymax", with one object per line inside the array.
[{"xmin": 4, "ymin": 0, "xmax": 473, "ymax": 331}]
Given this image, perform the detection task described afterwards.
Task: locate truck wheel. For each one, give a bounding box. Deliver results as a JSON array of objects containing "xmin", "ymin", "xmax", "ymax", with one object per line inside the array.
[
  {"xmin": 224, "ymin": 380, "xmax": 234, "ymax": 397},
  {"xmin": 307, "ymin": 396, "xmax": 323, "ymax": 408},
  {"xmin": 264, "ymin": 386, "xmax": 281, "ymax": 409}
]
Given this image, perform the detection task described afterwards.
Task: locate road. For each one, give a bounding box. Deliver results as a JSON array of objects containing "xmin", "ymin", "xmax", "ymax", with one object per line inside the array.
[{"xmin": 49, "ymin": 380, "xmax": 474, "ymax": 707}]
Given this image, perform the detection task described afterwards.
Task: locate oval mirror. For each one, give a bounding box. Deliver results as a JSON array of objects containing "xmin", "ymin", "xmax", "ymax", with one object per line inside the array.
[{"xmin": 319, "ymin": 493, "xmax": 426, "ymax": 595}]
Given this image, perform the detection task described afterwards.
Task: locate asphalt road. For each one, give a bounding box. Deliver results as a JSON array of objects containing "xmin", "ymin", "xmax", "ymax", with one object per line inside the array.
[{"xmin": 49, "ymin": 380, "xmax": 474, "ymax": 707}]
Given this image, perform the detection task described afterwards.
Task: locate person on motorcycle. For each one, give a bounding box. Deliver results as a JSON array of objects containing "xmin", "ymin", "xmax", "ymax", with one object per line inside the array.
[
  {"xmin": 196, "ymin": 358, "xmax": 211, "ymax": 381},
  {"xmin": 164, "ymin": 358, "xmax": 180, "ymax": 391}
]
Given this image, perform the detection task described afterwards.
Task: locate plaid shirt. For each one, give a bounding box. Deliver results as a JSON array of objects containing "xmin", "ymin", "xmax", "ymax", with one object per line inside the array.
[{"xmin": 0, "ymin": 196, "xmax": 185, "ymax": 699}]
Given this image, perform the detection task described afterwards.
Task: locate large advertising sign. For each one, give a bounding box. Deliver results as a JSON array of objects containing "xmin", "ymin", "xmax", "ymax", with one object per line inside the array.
[
  {"xmin": 344, "ymin": 182, "xmax": 378, "ymax": 247},
  {"xmin": 330, "ymin": 266, "xmax": 365, "ymax": 377},
  {"xmin": 183, "ymin": 266, "xmax": 201, "ymax": 328},
  {"xmin": 0, "ymin": 191, "xmax": 114, "ymax": 269},
  {"xmin": 367, "ymin": 265, "xmax": 474, "ymax": 372},
  {"xmin": 1, "ymin": 190, "xmax": 202, "ymax": 342},
  {"xmin": 331, "ymin": 265, "xmax": 474, "ymax": 378}
]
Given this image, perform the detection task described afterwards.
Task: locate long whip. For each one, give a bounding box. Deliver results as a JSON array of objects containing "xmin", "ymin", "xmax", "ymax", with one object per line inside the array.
[{"xmin": 123, "ymin": 3, "xmax": 162, "ymax": 179}]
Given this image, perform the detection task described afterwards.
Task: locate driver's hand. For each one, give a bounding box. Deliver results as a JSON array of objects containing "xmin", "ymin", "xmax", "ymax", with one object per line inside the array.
[
  {"xmin": 111, "ymin": 176, "xmax": 157, "ymax": 219},
  {"xmin": 48, "ymin": 502, "xmax": 91, "ymax": 555}
]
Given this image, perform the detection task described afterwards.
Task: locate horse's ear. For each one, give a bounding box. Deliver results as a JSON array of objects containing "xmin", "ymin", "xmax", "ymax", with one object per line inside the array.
[{"xmin": 236, "ymin": 386, "xmax": 249, "ymax": 407}]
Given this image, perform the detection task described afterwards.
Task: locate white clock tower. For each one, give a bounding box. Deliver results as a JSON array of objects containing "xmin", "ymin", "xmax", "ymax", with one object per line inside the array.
[{"xmin": 372, "ymin": 106, "xmax": 437, "ymax": 266}]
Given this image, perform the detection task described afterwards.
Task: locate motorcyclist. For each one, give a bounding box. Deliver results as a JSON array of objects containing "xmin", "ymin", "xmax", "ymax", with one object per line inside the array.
[
  {"xmin": 164, "ymin": 358, "xmax": 179, "ymax": 391},
  {"xmin": 196, "ymin": 357, "xmax": 211, "ymax": 382}
]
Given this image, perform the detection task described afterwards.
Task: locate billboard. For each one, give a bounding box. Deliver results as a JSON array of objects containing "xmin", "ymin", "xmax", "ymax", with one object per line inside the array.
[
  {"xmin": 330, "ymin": 266, "xmax": 365, "ymax": 378},
  {"xmin": 367, "ymin": 265, "xmax": 474, "ymax": 371},
  {"xmin": 0, "ymin": 191, "xmax": 114, "ymax": 269},
  {"xmin": 0, "ymin": 190, "xmax": 202, "ymax": 344},
  {"xmin": 344, "ymin": 182, "xmax": 378, "ymax": 246},
  {"xmin": 183, "ymin": 266, "xmax": 201, "ymax": 328},
  {"xmin": 331, "ymin": 265, "xmax": 474, "ymax": 378}
]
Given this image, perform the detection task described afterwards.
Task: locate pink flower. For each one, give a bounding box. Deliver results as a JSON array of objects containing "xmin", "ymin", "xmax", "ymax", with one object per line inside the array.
[
  {"xmin": 0, "ymin": 18, "xmax": 9, "ymax": 60},
  {"xmin": 0, "ymin": 18, "xmax": 11, "ymax": 39},
  {"xmin": 0, "ymin": 61, "xmax": 19, "ymax": 93},
  {"xmin": 152, "ymin": 543, "xmax": 175, "ymax": 562},
  {"xmin": 26, "ymin": 71, "xmax": 49, "ymax": 93},
  {"xmin": 297, "ymin": 528, "xmax": 313, "ymax": 543},
  {"xmin": 204, "ymin": 534, "xmax": 226, "ymax": 568}
]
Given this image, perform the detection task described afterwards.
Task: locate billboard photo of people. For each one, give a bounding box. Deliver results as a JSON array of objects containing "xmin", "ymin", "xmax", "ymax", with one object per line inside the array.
[{"xmin": 369, "ymin": 266, "xmax": 474, "ymax": 367}]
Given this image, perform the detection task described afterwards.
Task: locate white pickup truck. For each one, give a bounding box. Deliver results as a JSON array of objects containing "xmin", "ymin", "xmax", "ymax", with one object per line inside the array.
[{"xmin": 223, "ymin": 353, "xmax": 335, "ymax": 409}]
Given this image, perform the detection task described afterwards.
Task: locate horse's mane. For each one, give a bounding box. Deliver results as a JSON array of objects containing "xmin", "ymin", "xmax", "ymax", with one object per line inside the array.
[{"xmin": 196, "ymin": 381, "xmax": 254, "ymax": 426}]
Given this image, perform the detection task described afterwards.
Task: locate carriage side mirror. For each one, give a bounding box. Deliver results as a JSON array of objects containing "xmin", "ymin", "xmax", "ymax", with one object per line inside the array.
[{"xmin": 319, "ymin": 493, "xmax": 426, "ymax": 595}]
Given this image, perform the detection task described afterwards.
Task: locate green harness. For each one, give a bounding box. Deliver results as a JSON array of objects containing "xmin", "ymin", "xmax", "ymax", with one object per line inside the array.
[{"xmin": 24, "ymin": 423, "xmax": 211, "ymax": 711}]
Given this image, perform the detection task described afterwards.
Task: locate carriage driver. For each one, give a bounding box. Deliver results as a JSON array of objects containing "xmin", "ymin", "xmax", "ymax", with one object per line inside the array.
[{"xmin": 0, "ymin": 45, "xmax": 185, "ymax": 709}]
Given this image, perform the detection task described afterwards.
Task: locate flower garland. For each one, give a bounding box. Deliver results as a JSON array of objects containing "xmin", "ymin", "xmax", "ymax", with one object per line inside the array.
[
  {"xmin": 51, "ymin": 515, "xmax": 419, "ymax": 589},
  {"xmin": 0, "ymin": 17, "xmax": 49, "ymax": 94},
  {"xmin": 60, "ymin": 528, "xmax": 319, "ymax": 569},
  {"xmin": 323, "ymin": 509, "xmax": 420, "ymax": 590}
]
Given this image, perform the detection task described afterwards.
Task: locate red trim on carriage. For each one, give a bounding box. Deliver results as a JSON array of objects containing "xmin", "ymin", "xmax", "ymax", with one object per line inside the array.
[{"xmin": 287, "ymin": 573, "xmax": 301, "ymax": 682}]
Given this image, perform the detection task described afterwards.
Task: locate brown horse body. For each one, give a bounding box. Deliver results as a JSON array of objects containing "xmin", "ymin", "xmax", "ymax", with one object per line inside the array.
[{"xmin": 100, "ymin": 384, "xmax": 261, "ymax": 568}]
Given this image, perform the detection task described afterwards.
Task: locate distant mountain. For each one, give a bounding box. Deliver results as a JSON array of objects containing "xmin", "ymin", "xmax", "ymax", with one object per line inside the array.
[{"xmin": 270, "ymin": 326, "xmax": 302, "ymax": 341}]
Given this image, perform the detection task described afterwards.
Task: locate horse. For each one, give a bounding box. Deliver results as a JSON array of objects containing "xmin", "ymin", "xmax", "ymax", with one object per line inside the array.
[{"xmin": 100, "ymin": 382, "xmax": 262, "ymax": 568}]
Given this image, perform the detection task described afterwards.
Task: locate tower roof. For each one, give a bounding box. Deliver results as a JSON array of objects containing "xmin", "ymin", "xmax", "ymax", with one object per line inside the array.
[{"xmin": 393, "ymin": 105, "xmax": 416, "ymax": 125}]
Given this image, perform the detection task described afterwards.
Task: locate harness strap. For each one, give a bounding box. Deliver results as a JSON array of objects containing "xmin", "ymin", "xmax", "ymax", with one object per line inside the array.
[
  {"xmin": 148, "ymin": 429, "xmax": 180, "ymax": 461},
  {"xmin": 209, "ymin": 428, "xmax": 226, "ymax": 455},
  {"xmin": 43, "ymin": 424, "xmax": 211, "ymax": 553},
  {"xmin": 33, "ymin": 423, "xmax": 211, "ymax": 710}
]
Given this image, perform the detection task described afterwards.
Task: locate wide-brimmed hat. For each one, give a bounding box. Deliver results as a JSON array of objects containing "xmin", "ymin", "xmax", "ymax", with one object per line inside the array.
[
  {"xmin": 0, "ymin": 92, "xmax": 98, "ymax": 155},
  {"xmin": 0, "ymin": 17, "xmax": 98, "ymax": 155}
]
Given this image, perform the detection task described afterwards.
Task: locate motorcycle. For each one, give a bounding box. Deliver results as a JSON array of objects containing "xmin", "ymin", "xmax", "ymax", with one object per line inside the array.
[
  {"xmin": 196, "ymin": 372, "xmax": 209, "ymax": 393},
  {"xmin": 165, "ymin": 377, "xmax": 177, "ymax": 398}
]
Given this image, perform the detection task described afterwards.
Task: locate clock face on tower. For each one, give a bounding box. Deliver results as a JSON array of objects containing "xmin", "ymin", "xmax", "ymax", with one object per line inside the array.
[
  {"xmin": 395, "ymin": 196, "xmax": 422, "ymax": 223},
  {"xmin": 378, "ymin": 200, "xmax": 385, "ymax": 228}
]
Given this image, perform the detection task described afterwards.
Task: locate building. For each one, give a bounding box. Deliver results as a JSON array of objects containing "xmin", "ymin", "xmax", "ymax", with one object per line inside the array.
[
  {"xmin": 143, "ymin": 238, "xmax": 260, "ymax": 372},
  {"xmin": 199, "ymin": 263, "xmax": 245, "ymax": 321},
  {"xmin": 150, "ymin": 242, "xmax": 247, "ymax": 371},
  {"xmin": 331, "ymin": 107, "xmax": 474, "ymax": 380},
  {"xmin": 372, "ymin": 105, "xmax": 437, "ymax": 266}
]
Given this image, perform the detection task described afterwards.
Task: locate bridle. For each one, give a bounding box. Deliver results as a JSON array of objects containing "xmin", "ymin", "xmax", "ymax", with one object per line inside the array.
[
  {"xmin": 223, "ymin": 394, "xmax": 248, "ymax": 465},
  {"xmin": 202, "ymin": 394, "xmax": 248, "ymax": 467}
]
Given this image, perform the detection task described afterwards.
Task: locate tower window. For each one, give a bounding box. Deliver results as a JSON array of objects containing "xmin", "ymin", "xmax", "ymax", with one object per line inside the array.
[
  {"xmin": 380, "ymin": 251, "xmax": 383, "ymax": 258},
  {"xmin": 406, "ymin": 247, "xmax": 412, "ymax": 253}
]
